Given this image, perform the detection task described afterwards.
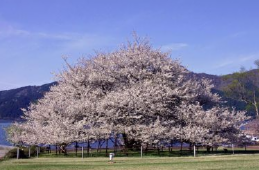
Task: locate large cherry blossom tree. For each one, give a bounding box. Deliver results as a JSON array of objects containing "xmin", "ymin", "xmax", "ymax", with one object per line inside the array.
[{"xmin": 8, "ymin": 36, "xmax": 247, "ymax": 153}]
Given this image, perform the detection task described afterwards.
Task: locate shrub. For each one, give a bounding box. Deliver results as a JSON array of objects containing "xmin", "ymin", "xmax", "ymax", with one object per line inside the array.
[
  {"xmin": 5, "ymin": 145, "xmax": 40, "ymax": 158},
  {"xmin": 5, "ymin": 148, "xmax": 26, "ymax": 158}
]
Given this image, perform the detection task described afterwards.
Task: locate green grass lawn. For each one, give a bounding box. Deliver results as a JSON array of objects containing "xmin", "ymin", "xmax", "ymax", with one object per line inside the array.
[{"xmin": 1, "ymin": 154, "xmax": 259, "ymax": 170}]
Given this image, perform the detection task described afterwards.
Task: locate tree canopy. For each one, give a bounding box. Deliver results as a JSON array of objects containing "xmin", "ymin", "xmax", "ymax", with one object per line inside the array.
[{"xmin": 7, "ymin": 37, "xmax": 247, "ymax": 151}]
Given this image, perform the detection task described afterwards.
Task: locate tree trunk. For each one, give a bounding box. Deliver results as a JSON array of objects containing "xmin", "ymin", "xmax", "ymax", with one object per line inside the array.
[
  {"xmin": 189, "ymin": 143, "xmax": 192, "ymax": 153},
  {"xmin": 64, "ymin": 146, "xmax": 67, "ymax": 155},
  {"xmin": 122, "ymin": 133, "xmax": 128, "ymax": 147},
  {"xmin": 114, "ymin": 134, "xmax": 117, "ymax": 153},
  {"xmin": 75, "ymin": 141, "xmax": 78, "ymax": 156},
  {"xmin": 122, "ymin": 133, "xmax": 129, "ymax": 153},
  {"xmin": 55, "ymin": 145, "xmax": 58, "ymax": 155},
  {"xmin": 97, "ymin": 140, "xmax": 100, "ymax": 153},
  {"xmin": 145, "ymin": 143, "xmax": 149, "ymax": 155},
  {"xmin": 60, "ymin": 144, "xmax": 67, "ymax": 155},
  {"xmin": 87, "ymin": 137, "xmax": 90, "ymax": 157},
  {"xmin": 170, "ymin": 140, "xmax": 173, "ymax": 152},
  {"xmin": 157, "ymin": 144, "xmax": 160, "ymax": 156},
  {"xmin": 206, "ymin": 145, "xmax": 211, "ymax": 152},
  {"xmin": 105, "ymin": 139, "xmax": 108, "ymax": 156}
]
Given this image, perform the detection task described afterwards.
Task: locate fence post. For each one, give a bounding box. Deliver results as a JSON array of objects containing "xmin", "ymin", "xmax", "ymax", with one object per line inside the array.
[
  {"xmin": 17, "ymin": 147, "xmax": 19, "ymax": 159},
  {"xmin": 37, "ymin": 147, "xmax": 39, "ymax": 158},
  {"xmin": 82, "ymin": 146, "xmax": 84, "ymax": 159}
]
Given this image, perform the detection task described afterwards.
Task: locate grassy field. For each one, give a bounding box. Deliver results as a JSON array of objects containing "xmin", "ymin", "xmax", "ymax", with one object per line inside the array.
[{"xmin": 1, "ymin": 154, "xmax": 259, "ymax": 170}]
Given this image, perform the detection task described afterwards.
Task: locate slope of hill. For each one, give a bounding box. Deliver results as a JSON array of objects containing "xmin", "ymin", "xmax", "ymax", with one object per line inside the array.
[
  {"xmin": 188, "ymin": 72, "xmax": 249, "ymax": 115},
  {"xmin": 0, "ymin": 82, "xmax": 56, "ymax": 120}
]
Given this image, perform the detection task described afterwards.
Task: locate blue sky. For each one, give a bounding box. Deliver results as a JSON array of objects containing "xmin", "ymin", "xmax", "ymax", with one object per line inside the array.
[{"xmin": 0, "ymin": 0, "xmax": 259, "ymax": 90}]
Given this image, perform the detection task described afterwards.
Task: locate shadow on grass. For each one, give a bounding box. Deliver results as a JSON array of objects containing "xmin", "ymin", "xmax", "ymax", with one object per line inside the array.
[{"xmin": 36, "ymin": 148, "xmax": 259, "ymax": 158}]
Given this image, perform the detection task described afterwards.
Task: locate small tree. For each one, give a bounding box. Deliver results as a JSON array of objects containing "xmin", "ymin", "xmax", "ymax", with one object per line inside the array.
[
  {"xmin": 223, "ymin": 70, "xmax": 259, "ymax": 118},
  {"xmin": 254, "ymin": 59, "xmax": 259, "ymax": 69}
]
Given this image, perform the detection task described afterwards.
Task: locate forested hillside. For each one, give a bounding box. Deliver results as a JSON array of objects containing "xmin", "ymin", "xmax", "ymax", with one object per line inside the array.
[
  {"xmin": 195, "ymin": 72, "xmax": 255, "ymax": 116},
  {"xmin": 0, "ymin": 82, "xmax": 56, "ymax": 120}
]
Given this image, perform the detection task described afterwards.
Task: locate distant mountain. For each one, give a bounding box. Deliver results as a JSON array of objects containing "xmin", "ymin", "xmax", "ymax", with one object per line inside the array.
[
  {"xmin": 0, "ymin": 69, "xmax": 258, "ymax": 120},
  {"xmin": 0, "ymin": 82, "xmax": 56, "ymax": 120},
  {"xmin": 189, "ymin": 72, "xmax": 221, "ymax": 88},
  {"xmin": 188, "ymin": 72, "xmax": 249, "ymax": 115}
]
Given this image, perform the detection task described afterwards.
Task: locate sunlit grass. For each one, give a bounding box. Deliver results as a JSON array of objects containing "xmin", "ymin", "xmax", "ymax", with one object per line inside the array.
[{"xmin": 1, "ymin": 154, "xmax": 259, "ymax": 170}]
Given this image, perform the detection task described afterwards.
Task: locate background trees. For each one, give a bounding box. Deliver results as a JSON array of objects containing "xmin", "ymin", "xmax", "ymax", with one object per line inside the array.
[{"xmin": 223, "ymin": 69, "xmax": 259, "ymax": 118}]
